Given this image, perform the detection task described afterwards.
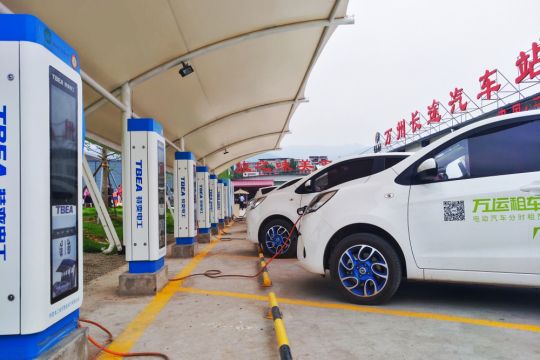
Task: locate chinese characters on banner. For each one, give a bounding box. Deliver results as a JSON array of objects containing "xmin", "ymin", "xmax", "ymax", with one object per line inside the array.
[
  {"xmin": 379, "ymin": 41, "xmax": 540, "ymax": 148},
  {"xmin": 234, "ymin": 158, "xmax": 330, "ymax": 176}
]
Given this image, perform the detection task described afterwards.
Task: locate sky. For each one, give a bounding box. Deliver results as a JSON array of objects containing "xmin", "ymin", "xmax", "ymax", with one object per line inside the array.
[{"xmin": 280, "ymin": 0, "xmax": 540, "ymax": 150}]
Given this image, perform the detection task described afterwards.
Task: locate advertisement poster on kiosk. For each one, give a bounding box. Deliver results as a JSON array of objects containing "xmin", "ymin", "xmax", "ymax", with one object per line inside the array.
[{"xmin": 49, "ymin": 66, "xmax": 78, "ymax": 303}]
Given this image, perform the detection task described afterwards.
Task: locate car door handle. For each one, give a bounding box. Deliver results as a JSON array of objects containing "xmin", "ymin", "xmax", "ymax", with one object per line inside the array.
[{"xmin": 520, "ymin": 181, "xmax": 540, "ymax": 195}]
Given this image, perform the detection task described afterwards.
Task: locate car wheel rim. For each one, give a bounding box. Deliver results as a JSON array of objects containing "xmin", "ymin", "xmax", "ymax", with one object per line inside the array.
[
  {"xmin": 265, "ymin": 225, "xmax": 291, "ymax": 255},
  {"xmin": 338, "ymin": 244, "xmax": 389, "ymax": 298}
]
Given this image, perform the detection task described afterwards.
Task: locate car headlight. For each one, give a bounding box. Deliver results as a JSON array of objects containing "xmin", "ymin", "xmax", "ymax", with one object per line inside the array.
[
  {"xmin": 306, "ymin": 190, "xmax": 337, "ymax": 213},
  {"xmin": 250, "ymin": 196, "xmax": 266, "ymax": 209}
]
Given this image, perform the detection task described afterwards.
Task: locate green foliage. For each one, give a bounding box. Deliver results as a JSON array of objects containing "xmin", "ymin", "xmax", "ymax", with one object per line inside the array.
[
  {"xmin": 83, "ymin": 206, "xmax": 123, "ymax": 253},
  {"xmin": 218, "ymin": 167, "xmax": 233, "ymax": 180},
  {"xmin": 83, "ymin": 206, "xmax": 174, "ymax": 253}
]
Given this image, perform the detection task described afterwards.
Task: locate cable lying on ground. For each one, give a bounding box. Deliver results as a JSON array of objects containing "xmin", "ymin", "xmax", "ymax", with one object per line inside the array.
[
  {"xmin": 169, "ymin": 215, "xmax": 303, "ymax": 282},
  {"xmin": 79, "ymin": 318, "xmax": 170, "ymax": 360}
]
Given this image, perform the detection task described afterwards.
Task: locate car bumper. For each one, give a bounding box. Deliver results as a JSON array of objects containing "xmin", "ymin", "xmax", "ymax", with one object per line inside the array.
[
  {"xmin": 246, "ymin": 210, "xmax": 259, "ymax": 244},
  {"xmin": 297, "ymin": 213, "xmax": 335, "ymax": 275}
]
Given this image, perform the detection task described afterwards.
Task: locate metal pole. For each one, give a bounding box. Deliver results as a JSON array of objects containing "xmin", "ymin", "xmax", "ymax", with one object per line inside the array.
[
  {"xmin": 121, "ymin": 83, "xmax": 132, "ymax": 253},
  {"xmin": 82, "ymin": 157, "xmax": 122, "ymax": 253},
  {"xmin": 180, "ymin": 137, "xmax": 185, "ymax": 151}
]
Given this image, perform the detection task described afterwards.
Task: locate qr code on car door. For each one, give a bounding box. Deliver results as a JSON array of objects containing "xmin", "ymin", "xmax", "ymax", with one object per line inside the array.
[{"xmin": 443, "ymin": 201, "xmax": 465, "ymax": 221}]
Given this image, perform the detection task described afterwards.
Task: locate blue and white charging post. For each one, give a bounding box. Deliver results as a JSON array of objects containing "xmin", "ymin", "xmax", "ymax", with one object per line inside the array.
[
  {"xmin": 196, "ymin": 166, "xmax": 211, "ymax": 243},
  {"xmin": 217, "ymin": 179, "xmax": 225, "ymax": 230},
  {"xmin": 172, "ymin": 151, "xmax": 196, "ymax": 257},
  {"xmin": 209, "ymin": 174, "xmax": 219, "ymax": 235},
  {"xmin": 223, "ymin": 179, "xmax": 230, "ymax": 224},
  {"xmin": 0, "ymin": 14, "xmax": 86, "ymax": 359},
  {"xmin": 119, "ymin": 118, "xmax": 168, "ymax": 295},
  {"xmin": 228, "ymin": 179, "xmax": 234, "ymax": 220}
]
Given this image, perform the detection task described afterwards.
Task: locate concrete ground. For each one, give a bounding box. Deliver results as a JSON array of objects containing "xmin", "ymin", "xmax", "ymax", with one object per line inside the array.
[{"xmin": 82, "ymin": 222, "xmax": 540, "ymax": 360}]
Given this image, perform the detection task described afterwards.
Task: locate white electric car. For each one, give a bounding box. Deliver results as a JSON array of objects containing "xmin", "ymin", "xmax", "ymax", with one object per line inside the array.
[
  {"xmin": 297, "ymin": 110, "xmax": 540, "ymax": 305},
  {"xmin": 247, "ymin": 153, "xmax": 411, "ymax": 257}
]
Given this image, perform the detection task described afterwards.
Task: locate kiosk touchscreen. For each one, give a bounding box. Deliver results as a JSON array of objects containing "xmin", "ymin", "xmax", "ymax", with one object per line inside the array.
[{"xmin": 0, "ymin": 14, "xmax": 83, "ymax": 359}]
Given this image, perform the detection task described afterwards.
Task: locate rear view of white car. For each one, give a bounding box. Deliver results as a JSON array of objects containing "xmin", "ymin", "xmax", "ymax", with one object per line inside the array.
[
  {"xmin": 297, "ymin": 110, "xmax": 540, "ymax": 305},
  {"xmin": 246, "ymin": 153, "xmax": 411, "ymax": 257}
]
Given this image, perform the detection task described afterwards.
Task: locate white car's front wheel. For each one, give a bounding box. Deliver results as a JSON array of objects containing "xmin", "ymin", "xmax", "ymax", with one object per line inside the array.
[
  {"xmin": 330, "ymin": 233, "xmax": 402, "ymax": 305},
  {"xmin": 260, "ymin": 219, "xmax": 297, "ymax": 258}
]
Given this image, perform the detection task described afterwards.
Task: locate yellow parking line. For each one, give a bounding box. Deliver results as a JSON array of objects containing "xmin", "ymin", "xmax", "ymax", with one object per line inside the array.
[
  {"xmin": 206, "ymin": 253, "xmax": 257, "ymax": 260},
  {"xmin": 177, "ymin": 287, "xmax": 540, "ymax": 333},
  {"xmin": 97, "ymin": 238, "xmax": 222, "ymax": 359}
]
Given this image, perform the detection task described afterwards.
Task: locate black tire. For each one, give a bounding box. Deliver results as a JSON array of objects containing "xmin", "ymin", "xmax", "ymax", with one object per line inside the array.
[
  {"xmin": 329, "ymin": 233, "xmax": 402, "ymax": 305},
  {"xmin": 259, "ymin": 218, "xmax": 298, "ymax": 258}
]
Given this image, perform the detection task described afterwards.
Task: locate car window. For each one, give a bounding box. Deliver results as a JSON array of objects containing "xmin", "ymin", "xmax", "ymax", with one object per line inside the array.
[
  {"xmin": 260, "ymin": 187, "xmax": 276, "ymax": 195},
  {"xmin": 422, "ymin": 118, "xmax": 540, "ymax": 183},
  {"xmin": 384, "ymin": 156, "xmax": 407, "ymax": 169},
  {"xmin": 277, "ymin": 178, "xmax": 301, "ymax": 190},
  {"xmin": 304, "ymin": 158, "xmax": 375, "ymax": 193},
  {"xmin": 468, "ymin": 120, "xmax": 540, "ymax": 177}
]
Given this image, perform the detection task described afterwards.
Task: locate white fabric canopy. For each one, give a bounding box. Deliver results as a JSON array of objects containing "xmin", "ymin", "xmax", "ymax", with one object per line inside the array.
[{"xmin": 3, "ymin": 0, "xmax": 351, "ymax": 172}]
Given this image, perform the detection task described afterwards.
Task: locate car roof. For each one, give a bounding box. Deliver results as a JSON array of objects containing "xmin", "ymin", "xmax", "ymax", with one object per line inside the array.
[
  {"xmin": 285, "ymin": 151, "xmax": 412, "ymax": 191},
  {"xmin": 392, "ymin": 109, "xmax": 540, "ymax": 174}
]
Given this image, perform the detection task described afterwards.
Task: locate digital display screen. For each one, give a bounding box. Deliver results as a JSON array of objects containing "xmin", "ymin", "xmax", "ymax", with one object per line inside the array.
[
  {"xmin": 49, "ymin": 66, "xmax": 78, "ymax": 303},
  {"xmin": 158, "ymin": 141, "xmax": 166, "ymax": 248}
]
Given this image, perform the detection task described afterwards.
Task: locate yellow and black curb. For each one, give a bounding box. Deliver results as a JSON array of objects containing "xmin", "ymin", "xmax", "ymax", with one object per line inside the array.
[
  {"xmin": 258, "ymin": 246, "xmax": 272, "ymax": 287},
  {"xmin": 268, "ymin": 292, "xmax": 292, "ymax": 360}
]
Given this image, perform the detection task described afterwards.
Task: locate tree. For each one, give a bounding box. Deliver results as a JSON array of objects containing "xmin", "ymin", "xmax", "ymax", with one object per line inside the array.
[{"xmin": 85, "ymin": 141, "xmax": 121, "ymax": 209}]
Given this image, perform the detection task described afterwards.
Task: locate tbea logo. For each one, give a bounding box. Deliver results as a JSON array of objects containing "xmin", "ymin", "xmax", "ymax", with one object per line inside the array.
[
  {"xmin": 0, "ymin": 106, "xmax": 7, "ymax": 176},
  {"xmin": 135, "ymin": 160, "xmax": 143, "ymax": 191},
  {"xmin": 56, "ymin": 205, "xmax": 74, "ymax": 214}
]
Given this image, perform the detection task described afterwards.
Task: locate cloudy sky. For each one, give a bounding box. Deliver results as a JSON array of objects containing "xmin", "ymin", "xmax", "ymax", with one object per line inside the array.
[{"xmin": 281, "ymin": 0, "xmax": 540, "ymax": 149}]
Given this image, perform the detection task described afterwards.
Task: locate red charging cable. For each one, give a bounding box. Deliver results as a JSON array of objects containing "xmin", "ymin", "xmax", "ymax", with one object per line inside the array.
[{"xmin": 169, "ymin": 215, "xmax": 304, "ymax": 282}]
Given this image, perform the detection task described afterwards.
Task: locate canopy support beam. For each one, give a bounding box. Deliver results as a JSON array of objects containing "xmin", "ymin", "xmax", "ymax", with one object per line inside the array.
[
  {"xmin": 129, "ymin": 16, "xmax": 354, "ymax": 88},
  {"xmin": 211, "ymin": 148, "xmax": 281, "ymax": 173},
  {"xmin": 198, "ymin": 131, "xmax": 289, "ymax": 161},
  {"xmin": 182, "ymin": 99, "xmax": 306, "ymax": 139}
]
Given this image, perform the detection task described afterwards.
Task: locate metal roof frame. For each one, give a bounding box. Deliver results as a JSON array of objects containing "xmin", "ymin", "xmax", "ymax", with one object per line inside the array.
[{"xmin": 197, "ymin": 130, "xmax": 290, "ymax": 161}]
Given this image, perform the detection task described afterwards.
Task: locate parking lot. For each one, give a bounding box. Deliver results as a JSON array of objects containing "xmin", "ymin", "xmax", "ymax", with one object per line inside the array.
[{"xmin": 82, "ymin": 221, "xmax": 540, "ymax": 360}]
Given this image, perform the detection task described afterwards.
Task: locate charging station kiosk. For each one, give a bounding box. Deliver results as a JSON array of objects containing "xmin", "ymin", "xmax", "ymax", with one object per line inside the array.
[
  {"xmin": 209, "ymin": 174, "xmax": 219, "ymax": 235},
  {"xmin": 217, "ymin": 179, "xmax": 225, "ymax": 230},
  {"xmin": 172, "ymin": 151, "xmax": 196, "ymax": 257},
  {"xmin": 223, "ymin": 179, "xmax": 230, "ymax": 224},
  {"xmin": 228, "ymin": 179, "xmax": 234, "ymax": 221},
  {"xmin": 119, "ymin": 118, "xmax": 168, "ymax": 295},
  {"xmin": 196, "ymin": 166, "xmax": 211, "ymax": 243},
  {"xmin": 0, "ymin": 14, "xmax": 86, "ymax": 359}
]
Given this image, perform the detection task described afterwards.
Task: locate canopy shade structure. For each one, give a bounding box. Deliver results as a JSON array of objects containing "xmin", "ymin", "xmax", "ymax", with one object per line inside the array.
[
  {"xmin": 2, "ymin": 0, "xmax": 352, "ymax": 172},
  {"xmin": 234, "ymin": 189, "xmax": 250, "ymax": 195}
]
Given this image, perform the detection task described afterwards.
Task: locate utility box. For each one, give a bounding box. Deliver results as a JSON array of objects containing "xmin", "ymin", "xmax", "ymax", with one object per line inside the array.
[
  {"xmin": 172, "ymin": 152, "xmax": 197, "ymax": 257},
  {"xmin": 0, "ymin": 14, "xmax": 83, "ymax": 358},
  {"xmin": 209, "ymin": 174, "xmax": 218, "ymax": 234},
  {"xmin": 196, "ymin": 166, "xmax": 210, "ymax": 242},
  {"xmin": 125, "ymin": 118, "xmax": 167, "ymax": 271}
]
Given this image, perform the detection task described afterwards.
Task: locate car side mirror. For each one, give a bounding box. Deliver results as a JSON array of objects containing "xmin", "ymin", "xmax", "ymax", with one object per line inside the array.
[
  {"xmin": 297, "ymin": 206, "xmax": 307, "ymax": 216},
  {"xmin": 416, "ymin": 158, "xmax": 438, "ymax": 181},
  {"xmin": 304, "ymin": 179, "xmax": 312, "ymax": 191}
]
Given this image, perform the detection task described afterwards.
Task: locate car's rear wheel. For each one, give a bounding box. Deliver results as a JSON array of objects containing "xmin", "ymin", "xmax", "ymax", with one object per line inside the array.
[
  {"xmin": 260, "ymin": 219, "xmax": 297, "ymax": 258},
  {"xmin": 330, "ymin": 233, "xmax": 401, "ymax": 305}
]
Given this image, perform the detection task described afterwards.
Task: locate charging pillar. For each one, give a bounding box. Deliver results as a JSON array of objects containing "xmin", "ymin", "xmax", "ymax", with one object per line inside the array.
[
  {"xmin": 0, "ymin": 14, "xmax": 88, "ymax": 359},
  {"xmin": 196, "ymin": 166, "xmax": 211, "ymax": 243},
  {"xmin": 223, "ymin": 179, "xmax": 230, "ymax": 224},
  {"xmin": 119, "ymin": 118, "xmax": 168, "ymax": 295},
  {"xmin": 209, "ymin": 174, "xmax": 219, "ymax": 236},
  {"xmin": 229, "ymin": 179, "xmax": 234, "ymax": 221},
  {"xmin": 217, "ymin": 179, "xmax": 225, "ymax": 230},
  {"xmin": 171, "ymin": 152, "xmax": 196, "ymax": 258}
]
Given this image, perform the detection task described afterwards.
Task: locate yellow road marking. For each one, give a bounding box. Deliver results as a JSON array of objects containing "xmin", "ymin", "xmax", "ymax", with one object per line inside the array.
[
  {"xmin": 206, "ymin": 252, "xmax": 256, "ymax": 260},
  {"xmin": 178, "ymin": 287, "xmax": 540, "ymax": 333},
  {"xmin": 97, "ymin": 237, "xmax": 222, "ymax": 359}
]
